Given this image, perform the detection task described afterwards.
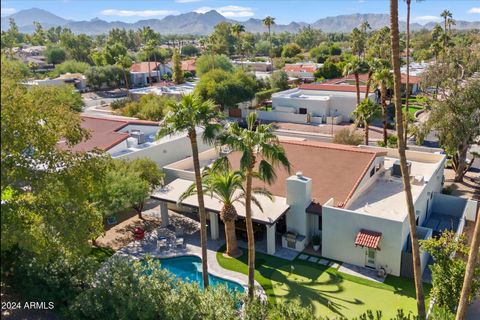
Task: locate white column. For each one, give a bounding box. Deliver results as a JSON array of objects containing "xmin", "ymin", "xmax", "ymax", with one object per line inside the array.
[
  {"xmin": 160, "ymin": 201, "xmax": 169, "ymax": 227},
  {"xmin": 209, "ymin": 211, "xmax": 219, "ymax": 240},
  {"xmin": 266, "ymin": 223, "xmax": 276, "ymax": 255}
]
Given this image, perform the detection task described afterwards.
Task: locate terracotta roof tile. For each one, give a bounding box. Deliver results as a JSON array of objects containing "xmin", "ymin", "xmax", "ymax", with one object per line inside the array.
[
  {"xmin": 227, "ymin": 140, "xmax": 385, "ymax": 207},
  {"xmin": 130, "ymin": 62, "xmax": 160, "ymax": 73},
  {"xmin": 355, "ymin": 229, "xmax": 382, "ymax": 249},
  {"xmin": 58, "ymin": 116, "xmax": 159, "ymax": 152},
  {"xmin": 299, "ymin": 83, "xmax": 373, "ymax": 93}
]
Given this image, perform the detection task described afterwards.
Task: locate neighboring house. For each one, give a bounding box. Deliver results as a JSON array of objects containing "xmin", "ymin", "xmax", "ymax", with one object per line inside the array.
[
  {"xmin": 23, "ymin": 72, "xmax": 87, "ymax": 91},
  {"xmin": 129, "ymin": 82, "xmax": 196, "ymax": 101},
  {"xmin": 130, "ymin": 62, "xmax": 172, "ymax": 87},
  {"xmin": 152, "ymin": 140, "xmax": 477, "ymax": 277},
  {"xmin": 283, "ymin": 63, "xmax": 321, "ymax": 81},
  {"xmin": 58, "ymin": 116, "xmax": 211, "ymax": 168},
  {"xmin": 166, "ymin": 58, "xmax": 197, "ymax": 76},
  {"xmin": 269, "ymin": 82, "xmax": 377, "ymax": 123},
  {"xmin": 332, "ymin": 73, "xmax": 422, "ymax": 96},
  {"xmin": 232, "ymin": 60, "xmax": 272, "ymax": 72}
]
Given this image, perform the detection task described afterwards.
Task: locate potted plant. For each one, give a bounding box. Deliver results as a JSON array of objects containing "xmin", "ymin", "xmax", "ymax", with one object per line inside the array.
[{"xmin": 312, "ymin": 234, "xmax": 321, "ymax": 251}]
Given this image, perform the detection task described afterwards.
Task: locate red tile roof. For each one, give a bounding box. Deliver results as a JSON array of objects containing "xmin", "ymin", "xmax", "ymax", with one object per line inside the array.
[
  {"xmin": 227, "ymin": 140, "xmax": 386, "ymax": 208},
  {"xmin": 182, "ymin": 59, "xmax": 196, "ymax": 72},
  {"xmin": 355, "ymin": 229, "xmax": 382, "ymax": 249},
  {"xmin": 284, "ymin": 64, "xmax": 318, "ymax": 73},
  {"xmin": 58, "ymin": 116, "xmax": 159, "ymax": 152},
  {"xmin": 130, "ymin": 62, "xmax": 160, "ymax": 73},
  {"xmin": 300, "ymin": 83, "xmax": 373, "ymax": 93},
  {"xmin": 329, "ymin": 73, "xmax": 421, "ymax": 85}
]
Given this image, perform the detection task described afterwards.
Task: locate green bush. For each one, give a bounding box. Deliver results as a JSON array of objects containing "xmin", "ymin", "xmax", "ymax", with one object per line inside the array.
[
  {"xmin": 110, "ymin": 98, "xmax": 128, "ymax": 110},
  {"xmin": 50, "ymin": 60, "xmax": 90, "ymax": 78},
  {"xmin": 255, "ymin": 88, "xmax": 279, "ymax": 105}
]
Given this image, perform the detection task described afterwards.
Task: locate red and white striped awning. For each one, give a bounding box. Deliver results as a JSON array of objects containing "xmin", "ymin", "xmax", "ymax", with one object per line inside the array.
[{"xmin": 355, "ymin": 229, "xmax": 382, "ymax": 250}]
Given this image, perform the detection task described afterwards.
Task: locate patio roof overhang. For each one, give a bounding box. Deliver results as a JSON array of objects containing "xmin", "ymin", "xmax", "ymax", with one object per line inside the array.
[
  {"xmin": 151, "ymin": 178, "xmax": 290, "ymax": 225},
  {"xmin": 354, "ymin": 229, "xmax": 382, "ymax": 250}
]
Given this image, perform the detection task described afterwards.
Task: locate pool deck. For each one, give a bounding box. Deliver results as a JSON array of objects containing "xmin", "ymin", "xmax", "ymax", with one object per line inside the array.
[{"xmin": 115, "ymin": 210, "xmax": 266, "ymax": 299}]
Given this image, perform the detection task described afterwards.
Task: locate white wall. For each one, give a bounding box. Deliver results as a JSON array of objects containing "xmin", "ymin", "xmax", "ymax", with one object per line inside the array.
[
  {"xmin": 285, "ymin": 175, "xmax": 312, "ymax": 238},
  {"xmin": 322, "ymin": 202, "xmax": 405, "ymax": 276},
  {"xmin": 257, "ymin": 111, "xmax": 308, "ymax": 124},
  {"xmin": 114, "ymin": 135, "xmax": 211, "ymax": 170}
]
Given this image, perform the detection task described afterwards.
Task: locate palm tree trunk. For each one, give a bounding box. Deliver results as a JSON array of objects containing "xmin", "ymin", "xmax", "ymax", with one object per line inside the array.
[
  {"xmin": 404, "ymin": 0, "xmax": 411, "ymax": 149},
  {"xmin": 148, "ymin": 61, "xmax": 152, "ymax": 87},
  {"xmin": 365, "ymin": 122, "xmax": 369, "ymax": 145},
  {"xmin": 355, "ymin": 73, "xmax": 361, "ymax": 106},
  {"xmin": 154, "ymin": 52, "xmax": 161, "ymax": 83},
  {"xmin": 382, "ymin": 85, "xmax": 388, "ymax": 145},
  {"xmin": 268, "ymin": 26, "xmax": 273, "ymax": 73},
  {"xmin": 246, "ymin": 163, "xmax": 256, "ymax": 299},
  {"xmin": 455, "ymin": 212, "xmax": 480, "ymax": 320},
  {"xmin": 123, "ymin": 69, "xmax": 131, "ymax": 100},
  {"xmin": 224, "ymin": 219, "xmax": 240, "ymax": 257},
  {"xmin": 365, "ymin": 71, "xmax": 373, "ymax": 100},
  {"xmin": 189, "ymin": 130, "xmax": 209, "ymax": 288},
  {"xmin": 390, "ymin": 1, "xmax": 426, "ymax": 318}
]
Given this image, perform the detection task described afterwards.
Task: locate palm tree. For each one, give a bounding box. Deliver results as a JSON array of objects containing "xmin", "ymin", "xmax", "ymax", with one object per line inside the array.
[
  {"xmin": 364, "ymin": 58, "xmax": 382, "ymax": 100},
  {"xmin": 219, "ymin": 112, "xmax": 290, "ymax": 299},
  {"xmin": 157, "ymin": 94, "xmax": 223, "ymax": 288},
  {"xmin": 440, "ymin": 10, "xmax": 452, "ymax": 48},
  {"xmin": 390, "ymin": 1, "xmax": 426, "ymax": 318},
  {"xmin": 231, "ymin": 23, "xmax": 245, "ymax": 59},
  {"xmin": 456, "ymin": 214, "xmax": 480, "ymax": 320},
  {"xmin": 179, "ymin": 168, "xmax": 271, "ymax": 258},
  {"xmin": 343, "ymin": 56, "xmax": 364, "ymax": 106},
  {"xmin": 262, "ymin": 16, "xmax": 275, "ymax": 72},
  {"xmin": 440, "ymin": 9, "xmax": 452, "ymax": 33},
  {"xmin": 142, "ymin": 42, "xmax": 154, "ymax": 86},
  {"xmin": 352, "ymin": 99, "xmax": 381, "ymax": 145},
  {"xmin": 115, "ymin": 54, "xmax": 132, "ymax": 99},
  {"xmin": 372, "ymin": 68, "xmax": 393, "ymax": 145}
]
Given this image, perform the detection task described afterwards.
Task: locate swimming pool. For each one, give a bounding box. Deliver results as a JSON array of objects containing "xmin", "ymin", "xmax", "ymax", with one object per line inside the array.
[{"xmin": 152, "ymin": 256, "xmax": 245, "ymax": 293}]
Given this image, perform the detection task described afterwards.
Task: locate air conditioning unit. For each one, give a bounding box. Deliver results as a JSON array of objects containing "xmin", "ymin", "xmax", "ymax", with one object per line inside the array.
[
  {"xmin": 126, "ymin": 137, "xmax": 138, "ymax": 148},
  {"xmin": 391, "ymin": 160, "xmax": 411, "ymax": 177},
  {"xmin": 130, "ymin": 130, "xmax": 145, "ymax": 144}
]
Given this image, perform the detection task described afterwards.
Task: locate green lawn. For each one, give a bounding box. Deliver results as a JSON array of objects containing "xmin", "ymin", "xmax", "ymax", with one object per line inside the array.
[
  {"xmin": 217, "ymin": 249, "xmax": 431, "ymax": 319},
  {"xmin": 402, "ymin": 105, "xmax": 423, "ymax": 117}
]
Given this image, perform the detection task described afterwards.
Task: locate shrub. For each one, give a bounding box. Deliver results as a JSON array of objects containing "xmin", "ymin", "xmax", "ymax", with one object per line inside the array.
[
  {"xmin": 333, "ymin": 128, "xmax": 363, "ymax": 145},
  {"xmin": 110, "ymin": 98, "xmax": 128, "ymax": 110},
  {"xmin": 270, "ymin": 70, "xmax": 289, "ymax": 91},
  {"xmin": 50, "ymin": 60, "xmax": 90, "ymax": 78},
  {"xmin": 255, "ymin": 88, "xmax": 279, "ymax": 105}
]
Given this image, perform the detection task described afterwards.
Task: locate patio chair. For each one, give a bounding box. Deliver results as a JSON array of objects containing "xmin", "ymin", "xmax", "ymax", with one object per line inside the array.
[
  {"xmin": 157, "ymin": 237, "xmax": 168, "ymax": 252},
  {"xmin": 175, "ymin": 237, "xmax": 185, "ymax": 249}
]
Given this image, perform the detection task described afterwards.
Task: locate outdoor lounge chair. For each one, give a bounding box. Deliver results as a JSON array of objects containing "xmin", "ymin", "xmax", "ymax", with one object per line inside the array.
[
  {"xmin": 175, "ymin": 237, "xmax": 185, "ymax": 249},
  {"xmin": 157, "ymin": 237, "xmax": 168, "ymax": 251}
]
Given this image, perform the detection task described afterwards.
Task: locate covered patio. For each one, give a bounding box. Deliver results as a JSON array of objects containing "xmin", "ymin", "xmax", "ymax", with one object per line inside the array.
[{"xmin": 151, "ymin": 178, "xmax": 291, "ymax": 257}]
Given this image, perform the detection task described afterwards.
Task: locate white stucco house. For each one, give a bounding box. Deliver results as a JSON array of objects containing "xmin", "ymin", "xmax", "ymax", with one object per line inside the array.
[
  {"xmin": 58, "ymin": 116, "xmax": 211, "ymax": 168},
  {"xmin": 130, "ymin": 62, "xmax": 172, "ymax": 87},
  {"xmin": 151, "ymin": 139, "xmax": 477, "ymax": 277},
  {"xmin": 269, "ymin": 82, "xmax": 377, "ymax": 124}
]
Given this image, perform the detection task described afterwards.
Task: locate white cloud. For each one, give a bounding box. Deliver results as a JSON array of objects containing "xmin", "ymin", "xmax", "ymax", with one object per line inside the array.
[
  {"xmin": 175, "ymin": 0, "xmax": 203, "ymax": 3},
  {"xmin": 100, "ymin": 9, "xmax": 179, "ymax": 17},
  {"xmin": 412, "ymin": 15, "xmax": 442, "ymax": 24},
  {"xmin": 468, "ymin": 7, "xmax": 480, "ymax": 14},
  {"xmin": 1, "ymin": 7, "xmax": 16, "ymax": 15},
  {"xmin": 194, "ymin": 5, "xmax": 254, "ymax": 18}
]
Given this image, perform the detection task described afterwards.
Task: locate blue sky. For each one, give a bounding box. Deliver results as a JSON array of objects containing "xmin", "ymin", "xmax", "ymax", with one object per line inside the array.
[{"xmin": 2, "ymin": 0, "xmax": 480, "ymax": 24}]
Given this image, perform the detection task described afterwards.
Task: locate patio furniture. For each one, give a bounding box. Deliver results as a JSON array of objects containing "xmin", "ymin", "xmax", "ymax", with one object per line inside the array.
[
  {"xmin": 157, "ymin": 237, "xmax": 168, "ymax": 251},
  {"xmin": 134, "ymin": 227, "xmax": 145, "ymax": 240},
  {"xmin": 176, "ymin": 237, "xmax": 185, "ymax": 249},
  {"xmin": 106, "ymin": 215, "xmax": 117, "ymax": 225}
]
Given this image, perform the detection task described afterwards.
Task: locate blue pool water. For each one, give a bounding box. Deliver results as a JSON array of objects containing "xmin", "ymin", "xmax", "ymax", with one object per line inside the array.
[{"xmin": 152, "ymin": 256, "xmax": 245, "ymax": 293}]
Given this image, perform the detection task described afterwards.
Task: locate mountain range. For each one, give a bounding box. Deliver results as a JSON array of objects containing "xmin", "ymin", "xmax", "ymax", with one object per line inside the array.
[{"xmin": 2, "ymin": 8, "xmax": 479, "ymax": 35}]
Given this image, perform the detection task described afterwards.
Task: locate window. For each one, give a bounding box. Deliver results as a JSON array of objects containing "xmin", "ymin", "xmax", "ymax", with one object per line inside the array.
[{"xmin": 370, "ymin": 167, "xmax": 375, "ymax": 177}]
